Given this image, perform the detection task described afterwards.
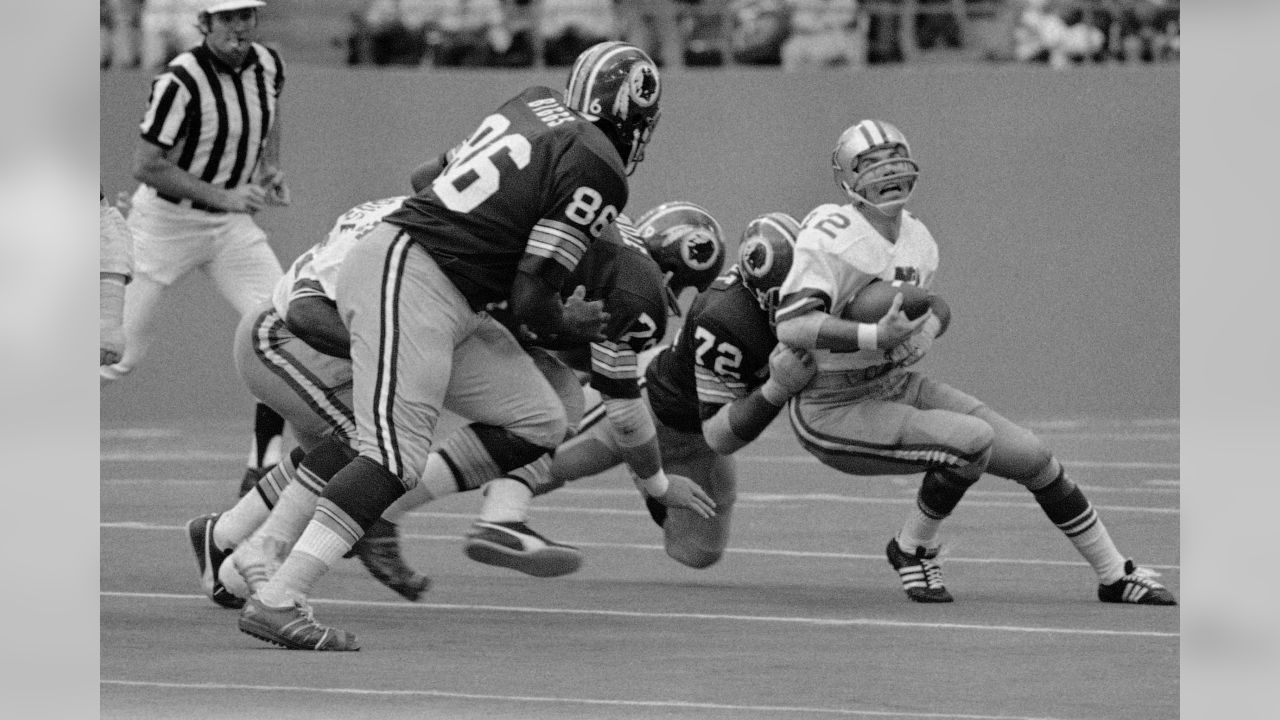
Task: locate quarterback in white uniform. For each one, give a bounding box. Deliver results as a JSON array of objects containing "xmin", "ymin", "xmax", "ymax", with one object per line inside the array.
[{"xmin": 774, "ymin": 119, "xmax": 1175, "ymax": 606}]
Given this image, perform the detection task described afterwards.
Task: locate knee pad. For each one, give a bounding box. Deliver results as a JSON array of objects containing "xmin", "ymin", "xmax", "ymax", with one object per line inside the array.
[
  {"xmin": 917, "ymin": 465, "xmax": 984, "ymax": 519},
  {"xmin": 320, "ymin": 456, "xmax": 407, "ymax": 532}
]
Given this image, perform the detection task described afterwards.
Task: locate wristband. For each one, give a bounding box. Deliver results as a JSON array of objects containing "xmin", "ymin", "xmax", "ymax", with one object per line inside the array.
[
  {"xmin": 641, "ymin": 469, "xmax": 670, "ymax": 497},
  {"xmin": 759, "ymin": 378, "xmax": 791, "ymax": 407},
  {"xmin": 857, "ymin": 322, "xmax": 878, "ymax": 350}
]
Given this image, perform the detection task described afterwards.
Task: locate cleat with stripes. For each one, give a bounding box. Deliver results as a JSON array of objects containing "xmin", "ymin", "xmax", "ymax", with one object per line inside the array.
[
  {"xmin": 886, "ymin": 537, "xmax": 953, "ymax": 603},
  {"xmin": 463, "ymin": 520, "xmax": 583, "ymax": 578},
  {"xmin": 186, "ymin": 513, "xmax": 245, "ymax": 609},
  {"xmin": 1098, "ymin": 559, "xmax": 1178, "ymax": 605},
  {"xmin": 238, "ymin": 596, "xmax": 360, "ymax": 651}
]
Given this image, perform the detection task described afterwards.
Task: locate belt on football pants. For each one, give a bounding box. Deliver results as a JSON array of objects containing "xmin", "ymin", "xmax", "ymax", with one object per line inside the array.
[{"xmin": 156, "ymin": 191, "xmax": 226, "ymax": 214}]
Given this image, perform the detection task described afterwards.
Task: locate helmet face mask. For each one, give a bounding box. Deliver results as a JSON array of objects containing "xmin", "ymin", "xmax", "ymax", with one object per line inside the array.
[
  {"xmin": 832, "ymin": 120, "xmax": 919, "ymax": 217},
  {"xmin": 737, "ymin": 212, "xmax": 800, "ymax": 324},
  {"xmin": 566, "ymin": 42, "xmax": 662, "ymax": 176},
  {"xmin": 635, "ymin": 201, "xmax": 726, "ymax": 316}
]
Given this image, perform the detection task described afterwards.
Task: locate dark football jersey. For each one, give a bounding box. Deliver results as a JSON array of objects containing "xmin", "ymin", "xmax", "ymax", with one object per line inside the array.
[
  {"xmin": 645, "ymin": 267, "xmax": 776, "ymax": 433},
  {"xmin": 386, "ymin": 86, "xmax": 629, "ymax": 308},
  {"xmin": 546, "ymin": 224, "xmax": 668, "ymax": 400}
]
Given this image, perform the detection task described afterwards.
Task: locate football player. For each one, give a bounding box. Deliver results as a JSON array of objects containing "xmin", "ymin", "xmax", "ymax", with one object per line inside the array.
[
  {"xmin": 373, "ymin": 212, "xmax": 721, "ymax": 579},
  {"xmin": 238, "ymin": 41, "xmax": 663, "ymax": 651},
  {"xmin": 774, "ymin": 119, "xmax": 1176, "ymax": 605},
  {"xmin": 530, "ymin": 211, "xmax": 818, "ymax": 569},
  {"xmin": 184, "ymin": 196, "xmax": 435, "ymax": 611}
]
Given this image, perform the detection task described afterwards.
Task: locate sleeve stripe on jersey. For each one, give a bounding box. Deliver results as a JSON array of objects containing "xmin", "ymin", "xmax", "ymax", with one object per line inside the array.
[
  {"xmin": 528, "ymin": 223, "xmax": 590, "ymax": 270},
  {"xmin": 774, "ymin": 289, "xmax": 832, "ymax": 324},
  {"xmin": 694, "ymin": 366, "xmax": 745, "ymax": 405},
  {"xmin": 590, "ymin": 341, "xmax": 639, "ymax": 380},
  {"xmin": 532, "ymin": 219, "xmax": 590, "ymax": 253},
  {"xmin": 287, "ymin": 279, "xmax": 327, "ymax": 303}
]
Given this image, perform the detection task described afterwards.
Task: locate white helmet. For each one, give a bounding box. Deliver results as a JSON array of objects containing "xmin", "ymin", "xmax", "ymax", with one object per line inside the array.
[{"xmin": 831, "ymin": 120, "xmax": 919, "ymax": 217}]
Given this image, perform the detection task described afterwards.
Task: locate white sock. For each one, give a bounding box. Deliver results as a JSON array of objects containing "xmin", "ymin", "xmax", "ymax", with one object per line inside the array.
[
  {"xmin": 257, "ymin": 482, "xmax": 321, "ymax": 550},
  {"xmin": 895, "ymin": 507, "xmax": 944, "ymax": 554},
  {"xmin": 212, "ymin": 491, "xmax": 270, "ymax": 550},
  {"xmin": 477, "ymin": 478, "xmax": 532, "ymax": 524}
]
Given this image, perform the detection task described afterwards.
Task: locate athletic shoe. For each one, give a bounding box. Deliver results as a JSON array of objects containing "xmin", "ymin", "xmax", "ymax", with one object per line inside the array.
[
  {"xmin": 238, "ymin": 464, "xmax": 273, "ymax": 498},
  {"xmin": 238, "ymin": 596, "xmax": 360, "ymax": 651},
  {"xmin": 463, "ymin": 520, "xmax": 583, "ymax": 577},
  {"xmin": 1098, "ymin": 559, "xmax": 1178, "ymax": 605},
  {"xmin": 185, "ymin": 513, "xmax": 245, "ymax": 609},
  {"xmin": 885, "ymin": 537, "xmax": 954, "ymax": 603},
  {"xmin": 350, "ymin": 518, "xmax": 431, "ymax": 601}
]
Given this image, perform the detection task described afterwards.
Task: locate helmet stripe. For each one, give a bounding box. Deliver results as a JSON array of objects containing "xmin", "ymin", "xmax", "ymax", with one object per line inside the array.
[
  {"xmin": 856, "ymin": 121, "xmax": 879, "ymax": 149},
  {"xmin": 571, "ymin": 42, "xmax": 629, "ymax": 115}
]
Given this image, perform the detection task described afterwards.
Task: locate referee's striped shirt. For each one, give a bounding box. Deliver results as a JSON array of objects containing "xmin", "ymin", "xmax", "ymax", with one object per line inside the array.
[{"xmin": 138, "ymin": 42, "xmax": 284, "ymax": 208}]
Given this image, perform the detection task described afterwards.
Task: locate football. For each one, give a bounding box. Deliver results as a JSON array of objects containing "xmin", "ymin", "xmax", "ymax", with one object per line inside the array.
[{"xmin": 842, "ymin": 280, "xmax": 931, "ymax": 322}]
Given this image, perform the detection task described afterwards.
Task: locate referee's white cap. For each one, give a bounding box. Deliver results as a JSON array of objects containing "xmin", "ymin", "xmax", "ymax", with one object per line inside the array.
[{"xmin": 199, "ymin": 0, "xmax": 266, "ymax": 14}]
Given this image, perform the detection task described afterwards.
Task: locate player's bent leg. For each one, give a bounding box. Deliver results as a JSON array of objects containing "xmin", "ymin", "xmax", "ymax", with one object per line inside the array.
[{"xmin": 659, "ymin": 436, "xmax": 737, "ymax": 568}]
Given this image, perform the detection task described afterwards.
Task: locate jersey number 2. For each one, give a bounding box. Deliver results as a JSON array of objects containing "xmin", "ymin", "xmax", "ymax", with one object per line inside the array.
[{"xmin": 434, "ymin": 114, "xmax": 532, "ymax": 213}]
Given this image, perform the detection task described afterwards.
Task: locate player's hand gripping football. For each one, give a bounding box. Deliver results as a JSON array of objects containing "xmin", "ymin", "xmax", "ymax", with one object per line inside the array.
[
  {"xmin": 557, "ymin": 285, "xmax": 611, "ymax": 344},
  {"xmin": 766, "ymin": 343, "xmax": 818, "ymax": 398},
  {"xmin": 888, "ymin": 313, "xmax": 942, "ymax": 368},
  {"xmin": 877, "ymin": 293, "xmax": 932, "ymax": 350},
  {"xmin": 653, "ymin": 473, "xmax": 717, "ymax": 519}
]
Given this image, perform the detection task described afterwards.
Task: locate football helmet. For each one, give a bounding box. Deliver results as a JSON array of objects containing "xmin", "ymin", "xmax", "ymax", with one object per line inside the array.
[
  {"xmin": 737, "ymin": 212, "xmax": 800, "ymax": 321},
  {"xmin": 831, "ymin": 119, "xmax": 919, "ymax": 217},
  {"xmin": 635, "ymin": 201, "xmax": 726, "ymax": 316},
  {"xmin": 565, "ymin": 41, "xmax": 662, "ymax": 176}
]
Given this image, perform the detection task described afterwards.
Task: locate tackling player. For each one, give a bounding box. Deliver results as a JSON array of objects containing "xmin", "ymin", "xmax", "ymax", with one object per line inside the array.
[
  {"xmin": 528, "ymin": 211, "xmax": 819, "ymax": 569},
  {"xmin": 238, "ymin": 41, "xmax": 664, "ymax": 651},
  {"xmin": 774, "ymin": 119, "xmax": 1176, "ymax": 605}
]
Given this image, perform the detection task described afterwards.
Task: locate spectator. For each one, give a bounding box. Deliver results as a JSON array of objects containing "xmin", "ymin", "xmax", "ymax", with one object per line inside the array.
[
  {"xmin": 1012, "ymin": 0, "xmax": 1103, "ymax": 68},
  {"xmin": 615, "ymin": 0, "xmax": 685, "ymax": 67},
  {"xmin": 1115, "ymin": 0, "xmax": 1178, "ymax": 64},
  {"xmin": 140, "ymin": 0, "xmax": 206, "ymax": 71},
  {"xmin": 728, "ymin": 0, "xmax": 791, "ymax": 66},
  {"xmin": 432, "ymin": 0, "xmax": 512, "ymax": 66},
  {"xmin": 540, "ymin": 0, "xmax": 618, "ymax": 66},
  {"xmin": 351, "ymin": 0, "xmax": 431, "ymax": 65},
  {"xmin": 780, "ymin": 0, "xmax": 866, "ymax": 70}
]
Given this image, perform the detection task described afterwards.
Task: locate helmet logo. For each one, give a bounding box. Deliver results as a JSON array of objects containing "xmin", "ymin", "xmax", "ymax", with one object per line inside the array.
[
  {"xmin": 679, "ymin": 229, "xmax": 720, "ymax": 271},
  {"xmin": 624, "ymin": 62, "xmax": 660, "ymax": 112},
  {"xmin": 740, "ymin": 238, "xmax": 773, "ymax": 279}
]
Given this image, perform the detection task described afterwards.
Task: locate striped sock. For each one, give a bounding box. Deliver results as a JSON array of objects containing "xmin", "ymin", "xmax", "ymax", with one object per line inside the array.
[{"xmin": 1033, "ymin": 471, "xmax": 1126, "ymax": 583}]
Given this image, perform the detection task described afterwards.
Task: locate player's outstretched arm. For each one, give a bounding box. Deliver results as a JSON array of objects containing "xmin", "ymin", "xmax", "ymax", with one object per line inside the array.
[{"xmin": 702, "ymin": 344, "xmax": 816, "ymax": 455}]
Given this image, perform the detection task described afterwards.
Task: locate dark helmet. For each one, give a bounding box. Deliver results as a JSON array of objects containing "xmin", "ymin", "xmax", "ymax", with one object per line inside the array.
[
  {"xmin": 564, "ymin": 41, "xmax": 662, "ymax": 176},
  {"xmin": 635, "ymin": 201, "xmax": 726, "ymax": 315},
  {"xmin": 738, "ymin": 212, "xmax": 801, "ymax": 320}
]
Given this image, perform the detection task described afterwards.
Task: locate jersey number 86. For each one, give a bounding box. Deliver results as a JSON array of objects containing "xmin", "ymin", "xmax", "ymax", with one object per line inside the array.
[{"xmin": 434, "ymin": 113, "xmax": 617, "ymax": 237}]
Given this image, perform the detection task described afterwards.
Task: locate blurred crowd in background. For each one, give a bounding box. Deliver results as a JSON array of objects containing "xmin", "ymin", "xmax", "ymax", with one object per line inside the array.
[{"xmin": 101, "ymin": 0, "xmax": 1179, "ymax": 72}]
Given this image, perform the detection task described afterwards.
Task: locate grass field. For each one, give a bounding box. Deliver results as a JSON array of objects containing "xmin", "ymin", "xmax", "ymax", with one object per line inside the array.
[{"xmin": 101, "ymin": 415, "xmax": 1179, "ymax": 719}]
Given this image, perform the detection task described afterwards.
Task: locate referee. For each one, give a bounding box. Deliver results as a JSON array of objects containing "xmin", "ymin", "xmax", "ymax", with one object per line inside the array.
[{"xmin": 104, "ymin": 0, "xmax": 289, "ymax": 495}]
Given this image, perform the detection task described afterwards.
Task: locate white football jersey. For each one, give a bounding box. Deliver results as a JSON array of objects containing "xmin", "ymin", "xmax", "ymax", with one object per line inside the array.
[
  {"xmin": 776, "ymin": 202, "xmax": 939, "ymax": 372},
  {"xmin": 271, "ymin": 196, "xmax": 407, "ymax": 316}
]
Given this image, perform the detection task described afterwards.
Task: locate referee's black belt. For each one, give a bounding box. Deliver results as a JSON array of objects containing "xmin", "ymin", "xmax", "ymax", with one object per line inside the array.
[{"xmin": 157, "ymin": 192, "xmax": 226, "ymax": 214}]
